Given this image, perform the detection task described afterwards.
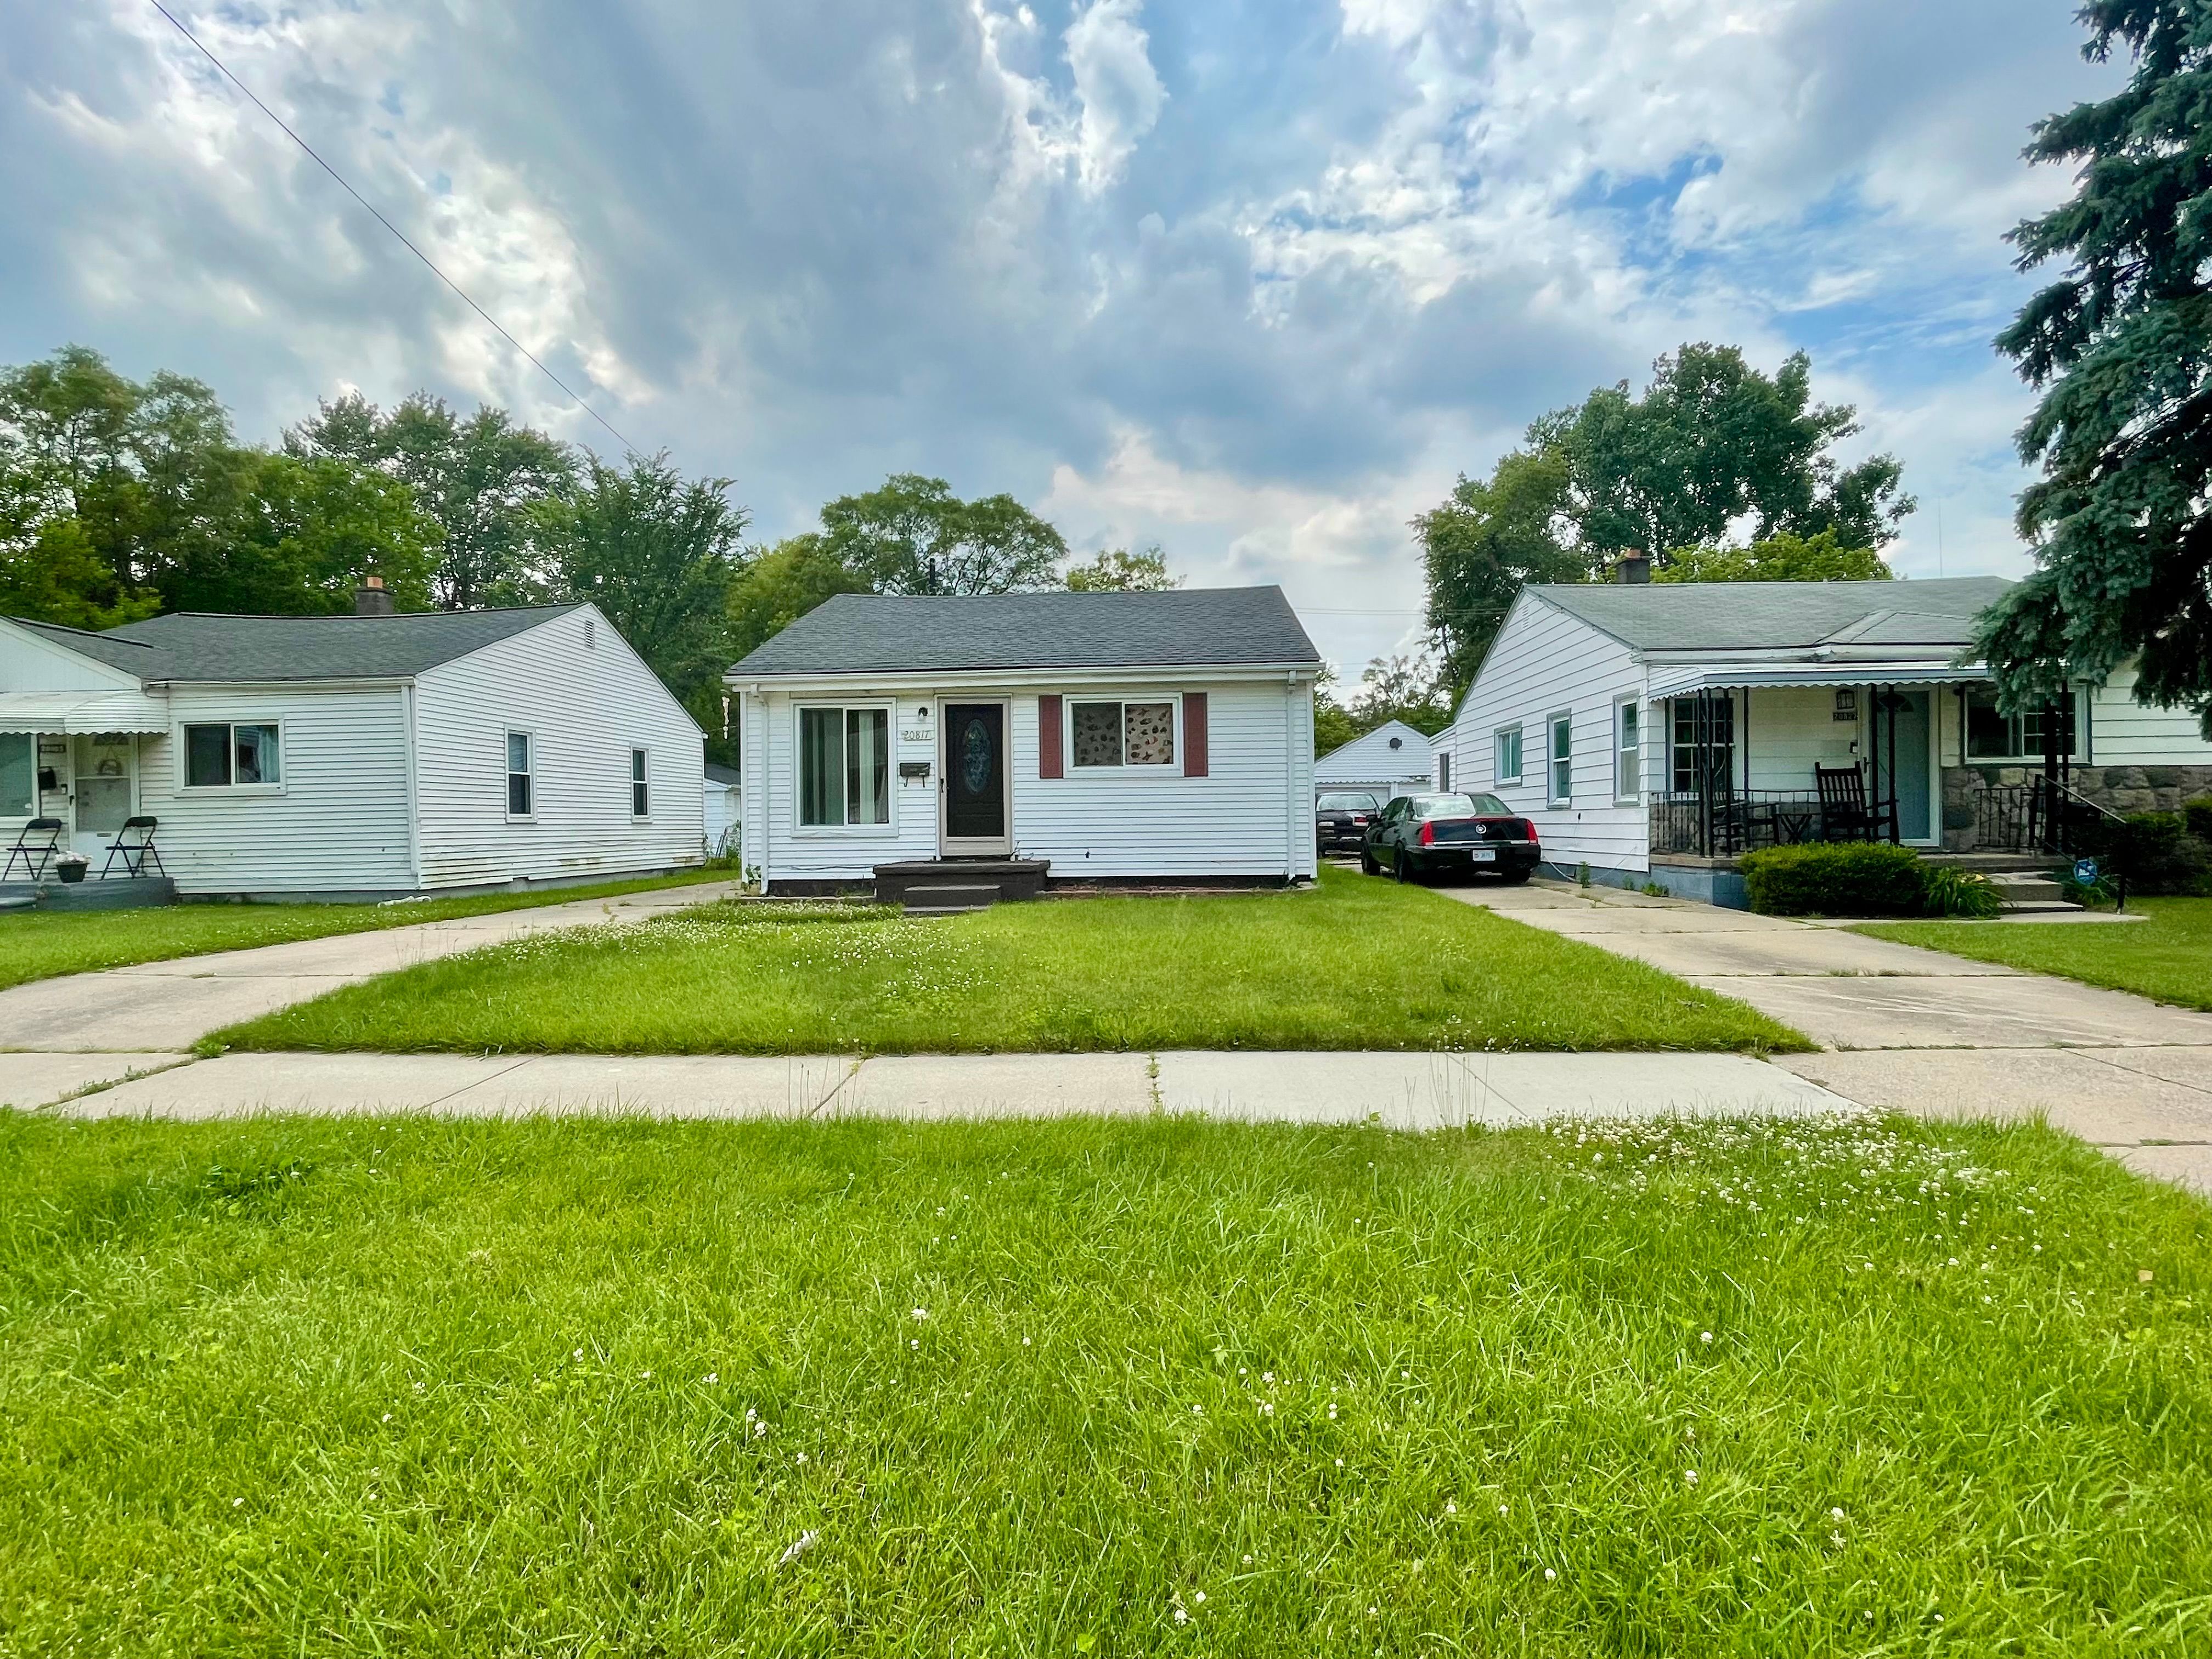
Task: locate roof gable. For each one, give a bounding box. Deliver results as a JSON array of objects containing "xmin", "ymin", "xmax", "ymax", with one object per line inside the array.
[
  {"xmin": 1527, "ymin": 576, "xmax": 2014, "ymax": 653},
  {"xmin": 729, "ymin": 586, "xmax": 1321, "ymax": 676},
  {"xmin": 1317, "ymin": 719, "xmax": 1435, "ymax": 775},
  {"xmin": 8, "ymin": 605, "xmax": 583, "ymax": 684}
]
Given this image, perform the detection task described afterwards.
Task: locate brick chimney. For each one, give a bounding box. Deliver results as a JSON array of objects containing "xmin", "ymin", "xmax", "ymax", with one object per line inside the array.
[
  {"xmin": 354, "ymin": 573, "xmax": 395, "ymax": 617},
  {"xmin": 1615, "ymin": 552, "xmax": 1651, "ymax": 585}
]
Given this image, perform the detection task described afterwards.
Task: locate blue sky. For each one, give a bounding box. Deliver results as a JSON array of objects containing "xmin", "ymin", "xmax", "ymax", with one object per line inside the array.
[{"xmin": 0, "ymin": 1, "xmax": 2120, "ymax": 673}]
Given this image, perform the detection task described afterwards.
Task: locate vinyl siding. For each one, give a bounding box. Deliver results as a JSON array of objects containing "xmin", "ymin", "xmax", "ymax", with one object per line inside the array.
[
  {"xmin": 1741, "ymin": 688, "xmax": 1860, "ymax": 788},
  {"xmin": 412, "ymin": 607, "xmax": 706, "ymax": 889},
  {"xmin": 1441, "ymin": 595, "xmax": 1649, "ymax": 871},
  {"xmin": 750, "ymin": 677, "xmax": 1314, "ymax": 883},
  {"xmin": 2088, "ymin": 668, "xmax": 2212, "ymax": 766},
  {"xmin": 1316, "ymin": 720, "xmax": 1435, "ymax": 801},
  {"xmin": 0, "ymin": 622, "xmax": 144, "ymax": 693},
  {"xmin": 139, "ymin": 685, "xmax": 415, "ymax": 895}
]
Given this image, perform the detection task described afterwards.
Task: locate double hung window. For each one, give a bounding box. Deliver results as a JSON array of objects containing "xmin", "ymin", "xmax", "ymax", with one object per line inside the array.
[
  {"xmin": 1965, "ymin": 687, "xmax": 2076, "ymax": 759},
  {"xmin": 184, "ymin": 723, "xmax": 281, "ymax": 789},
  {"xmin": 506, "ymin": 731, "xmax": 534, "ymax": 817},
  {"xmin": 1615, "ymin": 699, "xmax": 1641, "ymax": 802},
  {"xmin": 798, "ymin": 707, "xmax": 890, "ymax": 828},
  {"xmin": 630, "ymin": 748, "xmax": 650, "ymax": 818},
  {"xmin": 1548, "ymin": 713, "xmax": 1572, "ymax": 806},
  {"xmin": 1070, "ymin": 699, "xmax": 1176, "ymax": 769},
  {"xmin": 1493, "ymin": 725, "xmax": 1522, "ymax": 786}
]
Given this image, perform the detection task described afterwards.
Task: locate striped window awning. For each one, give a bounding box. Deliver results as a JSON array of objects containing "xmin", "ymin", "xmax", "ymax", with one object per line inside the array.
[
  {"xmin": 1645, "ymin": 664, "xmax": 1991, "ymax": 698},
  {"xmin": 0, "ymin": 690, "xmax": 170, "ymax": 734}
]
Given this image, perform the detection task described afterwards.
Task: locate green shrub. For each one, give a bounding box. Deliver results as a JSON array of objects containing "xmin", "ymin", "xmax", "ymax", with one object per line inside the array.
[
  {"xmin": 2183, "ymin": 795, "xmax": 2212, "ymax": 843},
  {"xmin": 1740, "ymin": 842, "xmax": 1926, "ymax": 916},
  {"xmin": 1920, "ymin": 865, "xmax": 2005, "ymax": 919},
  {"xmin": 2111, "ymin": 811, "xmax": 2212, "ymax": 896}
]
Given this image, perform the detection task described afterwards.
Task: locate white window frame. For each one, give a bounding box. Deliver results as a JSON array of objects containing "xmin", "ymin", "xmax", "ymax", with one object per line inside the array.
[
  {"xmin": 1548, "ymin": 711, "xmax": 1573, "ymax": 808},
  {"xmin": 793, "ymin": 701, "xmax": 896, "ymax": 835},
  {"xmin": 506, "ymin": 729, "xmax": 535, "ymax": 822},
  {"xmin": 1066, "ymin": 694, "xmax": 1182, "ymax": 774},
  {"xmin": 629, "ymin": 746, "xmax": 651, "ymax": 821},
  {"xmin": 1493, "ymin": 724, "xmax": 1523, "ymax": 786},
  {"xmin": 0, "ymin": 730, "xmax": 36, "ymax": 819},
  {"xmin": 177, "ymin": 720, "xmax": 286, "ymax": 795},
  {"xmin": 1614, "ymin": 696, "xmax": 1642, "ymax": 804}
]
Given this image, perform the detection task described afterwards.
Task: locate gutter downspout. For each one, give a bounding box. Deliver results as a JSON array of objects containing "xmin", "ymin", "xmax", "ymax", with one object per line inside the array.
[{"xmin": 400, "ymin": 681, "xmax": 422, "ymax": 892}]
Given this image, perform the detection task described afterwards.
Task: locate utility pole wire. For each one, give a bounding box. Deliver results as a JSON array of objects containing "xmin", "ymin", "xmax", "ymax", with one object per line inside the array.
[{"xmin": 146, "ymin": 0, "xmax": 637, "ymax": 455}]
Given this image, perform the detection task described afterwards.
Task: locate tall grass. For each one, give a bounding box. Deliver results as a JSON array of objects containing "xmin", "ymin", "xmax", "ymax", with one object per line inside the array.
[
  {"xmin": 1, "ymin": 1111, "xmax": 2206, "ymax": 1654},
  {"xmin": 216, "ymin": 871, "xmax": 1805, "ymax": 1055}
]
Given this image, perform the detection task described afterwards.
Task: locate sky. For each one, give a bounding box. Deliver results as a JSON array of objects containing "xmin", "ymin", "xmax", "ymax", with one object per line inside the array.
[{"xmin": 1, "ymin": 1, "xmax": 2123, "ymax": 675}]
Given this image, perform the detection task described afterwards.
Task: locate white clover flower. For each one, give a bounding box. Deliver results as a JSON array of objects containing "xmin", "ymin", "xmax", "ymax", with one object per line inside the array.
[
  {"xmin": 573, "ymin": 1348, "xmax": 584, "ymax": 1360},
  {"xmin": 1684, "ymin": 1470, "xmax": 1699, "ymax": 1487},
  {"xmin": 1831, "ymin": 1506, "xmax": 1846, "ymax": 1521},
  {"xmin": 1444, "ymin": 1502, "xmax": 1456, "ymax": 1515},
  {"xmin": 912, "ymin": 1308, "xmax": 929, "ymax": 1322},
  {"xmin": 704, "ymin": 1373, "xmax": 718, "ymax": 1385},
  {"xmin": 1544, "ymin": 1568, "xmax": 1557, "ymax": 1582},
  {"xmin": 1700, "ymin": 1331, "xmax": 1713, "ymax": 1345},
  {"xmin": 1193, "ymin": 1592, "xmax": 1205, "ymax": 1605}
]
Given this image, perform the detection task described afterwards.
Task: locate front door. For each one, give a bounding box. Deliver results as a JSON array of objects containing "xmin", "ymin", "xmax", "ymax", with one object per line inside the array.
[
  {"xmin": 940, "ymin": 701, "xmax": 1010, "ymax": 856},
  {"xmin": 72, "ymin": 733, "xmax": 136, "ymax": 860},
  {"xmin": 1870, "ymin": 689, "xmax": 1932, "ymax": 842}
]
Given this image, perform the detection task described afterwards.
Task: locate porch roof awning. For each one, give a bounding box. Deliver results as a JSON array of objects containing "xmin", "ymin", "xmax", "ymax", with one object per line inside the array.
[
  {"xmin": 0, "ymin": 689, "xmax": 169, "ymax": 734},
  {"xmin": 1647, "ymin": 663, "xmax": 1989, "ymax": 698}
]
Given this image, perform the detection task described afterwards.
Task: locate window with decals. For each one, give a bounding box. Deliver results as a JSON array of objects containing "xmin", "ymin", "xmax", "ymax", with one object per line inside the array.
[{"xmin": 1070, "ymin": 699, "xmax": 1176, "ymax": 769}]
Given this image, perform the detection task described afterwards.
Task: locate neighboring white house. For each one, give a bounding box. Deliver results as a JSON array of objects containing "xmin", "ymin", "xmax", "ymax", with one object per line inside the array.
[
  {"xmin": 1435, "ymin": 573, "xmax": 2212, "ymax": 904},
  {"xmin": 0, "ymin": 592, "xmax": 706, "ymax": 899},
  {"xmin": 1314, "ymin": 718, "xmax": 1436, "ymax": 806},
  {"xmin": 726, "ymin": 587, "xmax": 1322, "ymax": 893},
  {"xmin": 703, "ymin": 762, "xmax": 742, "ymax": 859}
]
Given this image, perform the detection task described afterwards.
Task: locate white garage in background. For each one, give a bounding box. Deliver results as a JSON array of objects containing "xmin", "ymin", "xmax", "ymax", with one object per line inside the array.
[{"xmin": 1315, "ymin": 718, "xmax": 1438, "ymax": 806}]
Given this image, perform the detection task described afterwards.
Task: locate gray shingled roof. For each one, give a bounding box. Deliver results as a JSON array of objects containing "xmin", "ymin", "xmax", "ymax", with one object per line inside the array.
[
  {"xmin": 1528, "ymin": 576, "xmax": 2015, "ymax": 652},
  {"xmin": 14, "ymin": 606, "xmax": 578, "ymax": 683},
  {"xmin": 729, "ymin": 586, "xmax": 1322, "ymax": 676}
]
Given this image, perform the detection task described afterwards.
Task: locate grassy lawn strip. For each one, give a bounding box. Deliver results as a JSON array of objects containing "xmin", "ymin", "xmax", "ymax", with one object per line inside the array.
[
  {"xmin": 0, "ymin": 868, "xmax": 734, "ymax": 993},
  {"xmin": 1857, "ymin": 896, "xmax": 2212, "ymax": 1012},
  {"xmin": 3, "ymin": 1112, "xmax": 2207, "ymax": 1654},
  {"xmin": 215, "ymin": 868, "xmax": 1805, "ymax": 1055}
]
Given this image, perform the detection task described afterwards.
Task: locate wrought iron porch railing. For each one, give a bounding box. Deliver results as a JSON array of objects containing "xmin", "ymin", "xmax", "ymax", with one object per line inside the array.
[
  {"xmin": 1970, "ymin": 778, "xmax": 2126, "ymax": 860},
  {"xmin": 1649, "ymin": 791, "xmax": 1832, "ymax": 857}
]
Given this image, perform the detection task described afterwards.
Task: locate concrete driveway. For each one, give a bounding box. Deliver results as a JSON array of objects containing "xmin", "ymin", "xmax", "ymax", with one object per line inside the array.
[
  {"xmin": 0, "ymin": 881, "xmax": 746, "ymax": 1052},
  {"xmin": 1441, "ymin": 877, "xmax": 2212, "ymax": 1191}
]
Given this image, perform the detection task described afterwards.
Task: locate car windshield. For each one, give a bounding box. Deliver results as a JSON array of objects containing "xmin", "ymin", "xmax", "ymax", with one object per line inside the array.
[
  {"xmin": 1317, "ymin": 793, "xmax": 1379, "ymax": 812},
  {"xmin": 1413, "ymin": 793, "xmax": 1511, "ymax": 820}
]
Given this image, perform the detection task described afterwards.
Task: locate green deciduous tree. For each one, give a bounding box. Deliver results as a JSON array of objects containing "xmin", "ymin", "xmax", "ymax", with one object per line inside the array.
[
  {"xmin": 726, "ymin": 533, "xmax": 873, "ymax": 664},
  {"xmin": 1977, "ymin": 0, "xmax": 2212, "ymax": 736},
  {"xmin": 289, "ymin": 392, "xmax": 575, "ymax": 609},
  {"xmin": 538, "ymin": 453, "xmax": 749, "ymax": 731},
  {"xmin": 168, "ymin": 452, "xmax": 439, "ymax": 615},
  {"xmin": 1536, "ymin": 343, "xmax": 1914, "ymax": 562},
  {"xmin": 1064, "ymin": 545, "xmax": 1179, "ymax": 590},
  {"xmin": 819, "ymin": 473, "xmax": 1066, "ymax": 595},
  {"xmin": 1653, "ymin": 529, "xmax": 1892, "ymax": 584},
  {"xmin": 1416, "ymin": 447, "xmax": 1584, "ymax": 690}
]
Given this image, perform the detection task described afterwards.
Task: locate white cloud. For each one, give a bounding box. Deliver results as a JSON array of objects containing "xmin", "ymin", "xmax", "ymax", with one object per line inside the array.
[{"xmin": 1065, "ymin": 0, "xmax": 1167, "ymax": 194}]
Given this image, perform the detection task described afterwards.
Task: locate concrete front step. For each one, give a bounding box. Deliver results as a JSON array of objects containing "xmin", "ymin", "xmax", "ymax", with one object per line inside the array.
[
  {"xmin": 873, "ymin": 859, "xmax": 1050, "ymax": 908},
  {"xmin": 1988, "ymin": 870, "xmax": 2067, "ymax": 909},
  {"xmin": 902, "ymin": 883, "xmax": 1001, "ymax": 915}
]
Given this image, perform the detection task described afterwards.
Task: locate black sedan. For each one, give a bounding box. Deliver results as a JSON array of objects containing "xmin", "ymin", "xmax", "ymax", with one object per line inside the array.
[
  {"xmin": 1315, "ymin": 791, "xmax": 1383, "ymax": 854},
  {"xmin": 1361, "ymin": 792, "xmax": 1541, "ymax": 883}
]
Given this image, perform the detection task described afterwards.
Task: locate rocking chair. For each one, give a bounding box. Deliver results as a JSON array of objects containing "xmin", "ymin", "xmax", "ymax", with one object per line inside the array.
[{"xmin": 1814, "ymin": 764, "xmax": 1882, "ymax": 843}]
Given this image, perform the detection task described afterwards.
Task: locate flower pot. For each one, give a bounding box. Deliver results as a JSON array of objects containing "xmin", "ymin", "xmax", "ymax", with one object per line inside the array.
[{"xmin": 56, "ymin": 863, "xmax": 87, "ymax": 885}]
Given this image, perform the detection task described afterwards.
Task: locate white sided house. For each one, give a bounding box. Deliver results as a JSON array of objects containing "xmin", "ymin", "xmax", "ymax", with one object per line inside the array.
[
  {"xmin": 0, "ymin": 594, "xmax": 705, "ymax": 900},
  {"xmin": 1314, "ymin": 719, "xmax": 1437, "ymax": 806},
  {"xmin": 1436, "ymin": 572, "xmax": 2212, "ymax": 906},
  {"xmin": 726, "ymin": 587, "xmax": 1322, "ymax": 898}
]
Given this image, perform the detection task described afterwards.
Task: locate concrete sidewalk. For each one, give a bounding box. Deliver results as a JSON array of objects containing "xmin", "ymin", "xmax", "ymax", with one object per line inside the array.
[
  {"xmin": 15, "ymin": 1047, "xmax": 1851, "ymax": 1131},
  {"xmin": 0, "ymin": 880, "xmax": 746, "ymax": 1052}
]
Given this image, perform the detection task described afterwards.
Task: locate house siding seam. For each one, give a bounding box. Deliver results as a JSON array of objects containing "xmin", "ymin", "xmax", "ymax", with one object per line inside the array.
[
  {"xmin": 753, "ymin": 678, "xmax": 1312, "ymax": 881},
  {"xmin": 1442, "ymin": 595, "xmax": 1649, "ymax": 873},
  {"xmin": 138, "ymin": 685, "xmax": 416, "ymax": 895},
  {"xmin": 412, "ymin": 607, "xmax": 705, "ymax": 889}
]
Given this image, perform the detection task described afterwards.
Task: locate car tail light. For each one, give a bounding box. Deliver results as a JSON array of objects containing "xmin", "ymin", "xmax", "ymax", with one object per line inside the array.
[
  {"xmin": 1352, "ymin": 814, "xmax": 1369, "ymax": 825},
  {"xmin": 1418, "ymin": 821, "xmax": 1436, "ymax": 846}
]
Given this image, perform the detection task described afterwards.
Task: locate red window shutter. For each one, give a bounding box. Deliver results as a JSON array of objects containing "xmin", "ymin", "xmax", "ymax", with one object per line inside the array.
[
  {"xmin": 1183, "ymin": 692, "xmax": 1209, "ymax": 777},
  {"xmin": 1039, "ymin": 695, "xmax": 1063, "ymax": 778}
]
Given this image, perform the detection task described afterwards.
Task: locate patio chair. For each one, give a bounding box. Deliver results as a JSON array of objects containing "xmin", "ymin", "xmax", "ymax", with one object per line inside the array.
[
  {"xmin": 2, "ymin": 817, "xmax": 64, "ymax": 882},
  {"xmin": 1813, "ymin": 764, "xmax": 1882, "ymax": 843},
  {"xmin": 99, "ymin": 816, "xmax": 166, "ymax": 879}
]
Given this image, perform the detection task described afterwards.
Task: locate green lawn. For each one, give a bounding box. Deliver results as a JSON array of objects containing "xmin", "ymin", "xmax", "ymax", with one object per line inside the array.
[
  {"xmin": 1857, "ymin": 896, "xmax": 2212, "ymax": 1012},
  {"xmin": 213, "ymin": 869, "xmax": 1805, "ymax": 1056},
  {"xmin": 3, "ymin": 1111, "xmax": 2207, "ymax": 1655},
  {"xmin": 0, "ymin": 868, "xmax": 734, "ymax": 994}
]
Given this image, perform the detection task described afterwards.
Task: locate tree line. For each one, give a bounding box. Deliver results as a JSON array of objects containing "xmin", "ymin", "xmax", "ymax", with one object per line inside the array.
[{"xmin": 0, "ymin": 346, "xmax": 1176, "ymax": 763}]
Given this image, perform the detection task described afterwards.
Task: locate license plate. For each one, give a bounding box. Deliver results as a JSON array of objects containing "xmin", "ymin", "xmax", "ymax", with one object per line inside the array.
[{"xmin": 1470, "ymin": 848, "xmax": 1497, "ymax": 862}]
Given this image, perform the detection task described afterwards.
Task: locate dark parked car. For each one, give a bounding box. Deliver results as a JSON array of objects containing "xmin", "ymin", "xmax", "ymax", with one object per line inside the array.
[
  {"xmin": 1315, "ymin": 791, "xmax": 1383, "ymax": 854},
  {"xmin": 1361, "ymin": 792, "xmax": 1541, "ymax": 883}
]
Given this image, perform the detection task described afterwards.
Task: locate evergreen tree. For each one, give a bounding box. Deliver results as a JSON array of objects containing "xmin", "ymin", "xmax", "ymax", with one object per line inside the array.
[{"xmin": 1978, "ymin": 0, "xmax": 2212, "ymax": 736}]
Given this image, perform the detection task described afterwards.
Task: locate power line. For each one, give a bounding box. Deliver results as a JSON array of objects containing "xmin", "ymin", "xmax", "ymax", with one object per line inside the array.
[{"xmin": 145, "ymin": 0, "xmax": 637, "ymax": 454}]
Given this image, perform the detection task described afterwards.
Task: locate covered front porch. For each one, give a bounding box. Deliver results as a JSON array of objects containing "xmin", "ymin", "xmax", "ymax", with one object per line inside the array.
[
  {"xmin": 1, "ymin": 691, "xmax": 171, "ymax": 894},
  {"xmin": 1643, "ymin": 665, "xmax": 2089, "ymax": 860}
]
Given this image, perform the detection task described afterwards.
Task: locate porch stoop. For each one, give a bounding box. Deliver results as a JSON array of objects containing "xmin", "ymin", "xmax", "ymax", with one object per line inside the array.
[{"xmin": 872, "ymin": 859, "xmax": 1051, "ymax": 913}]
